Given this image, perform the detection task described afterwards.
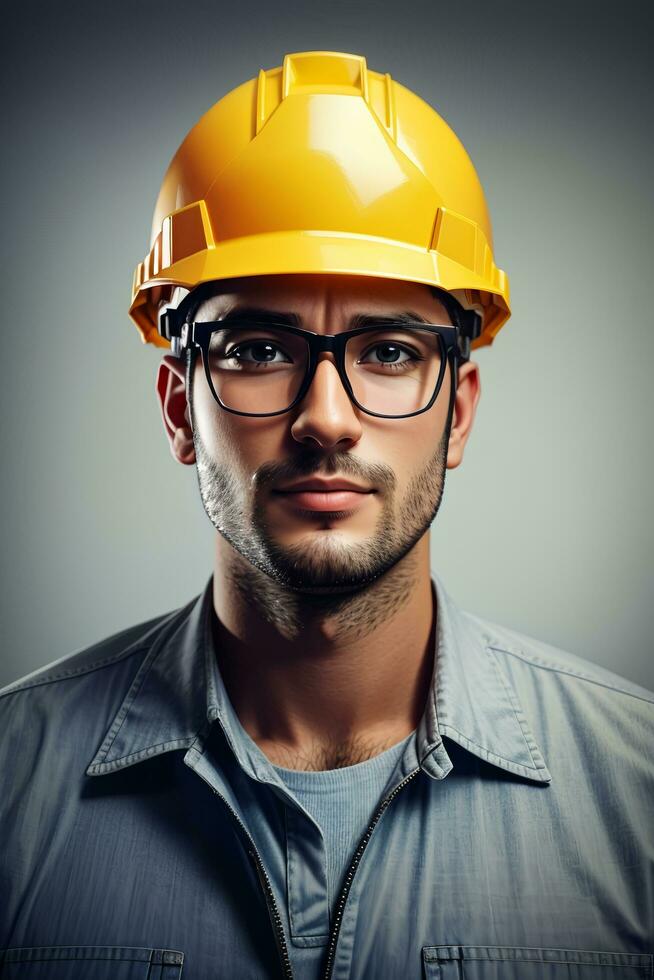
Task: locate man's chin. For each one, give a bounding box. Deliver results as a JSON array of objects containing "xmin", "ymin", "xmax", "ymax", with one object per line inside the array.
[{"xmin": 257, "ymin": 540, "xmax": 396, "ymax": 594}]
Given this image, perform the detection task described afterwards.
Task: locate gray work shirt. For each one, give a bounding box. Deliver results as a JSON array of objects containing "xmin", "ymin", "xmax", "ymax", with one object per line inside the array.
[{"xmin": 1, "ymin": 571, "xmax": 653, "ymax": 979}]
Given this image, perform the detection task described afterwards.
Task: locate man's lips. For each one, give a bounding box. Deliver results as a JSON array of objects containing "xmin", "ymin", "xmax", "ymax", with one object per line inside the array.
[
  {"xmin": 275, "ymin": 477, "xmax": 372, "ymax": 493},
  {"xmin": 272, "ymin": 488, "xmax": 374, "ymax": 512}
]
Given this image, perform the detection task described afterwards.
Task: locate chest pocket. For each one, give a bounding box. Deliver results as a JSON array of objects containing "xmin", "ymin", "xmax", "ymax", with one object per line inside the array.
[
  {"xmin": 422, "ymin": 945, "xmax": 653, "ymax": 979},
  {"xmin": 0, "ymin": 946, "xmax": 184, "ymax": 979}
]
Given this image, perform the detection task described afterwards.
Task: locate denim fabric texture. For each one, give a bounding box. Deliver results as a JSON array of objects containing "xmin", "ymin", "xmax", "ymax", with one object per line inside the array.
[{"xmin": 1, "ymin": 571, "xmax": 653, "ymax": 979}]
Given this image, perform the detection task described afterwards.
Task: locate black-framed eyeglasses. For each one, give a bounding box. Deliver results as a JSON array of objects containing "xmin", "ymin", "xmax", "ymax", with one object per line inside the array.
[
  {"xmin": 164, "ymin": 316, "xmax": 463, "ymax": 419},
  {"xmin": 159, "ymin": 280, "xmax": 482, "ymax": 419}
]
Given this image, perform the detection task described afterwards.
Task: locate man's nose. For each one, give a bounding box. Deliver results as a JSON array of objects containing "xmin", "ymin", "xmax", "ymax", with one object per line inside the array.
[{"xmin": 289, "ymin": 352, "xmax": 363, "ymax": 448}]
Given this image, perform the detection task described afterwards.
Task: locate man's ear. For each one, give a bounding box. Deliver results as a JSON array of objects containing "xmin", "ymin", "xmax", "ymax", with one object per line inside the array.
[
  {"xmin": 155, "ymin": 354, "xmax": 196, "ymax": 465},
  {"xmin": 446, "ymin": 359, "xmax": 481, "ymax": 470}
]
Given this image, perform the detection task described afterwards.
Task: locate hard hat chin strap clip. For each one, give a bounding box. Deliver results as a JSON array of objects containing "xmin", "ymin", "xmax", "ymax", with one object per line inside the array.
[
  {"xmin": 429, "ymin": 287, "xmax": 482, "ymax": 364},
  {"xmin": 159, "ymin": 287, "xmax": 212, "ymax": 357},
  {"xmin": 159, "ymin": 308, "xmax": 181, "ymax": 346},
  {"xmin": 456, "ymin": 310, "xmax": 482, "ymax": 362}
]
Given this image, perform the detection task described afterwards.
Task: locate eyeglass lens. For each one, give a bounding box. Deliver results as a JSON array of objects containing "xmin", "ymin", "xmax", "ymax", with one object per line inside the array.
[{"xmin": 205, "ymin": 325, "xmax": 444, "ymax": 416}]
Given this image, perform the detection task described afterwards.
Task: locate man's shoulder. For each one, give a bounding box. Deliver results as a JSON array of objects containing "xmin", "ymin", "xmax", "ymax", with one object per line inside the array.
[
  {"xmin": 0, "ymin": 598, "xmax": 193, "ymax": 704},
  {"xmin": 461, "ymin": 606, "xmax": 654, "ymax": 705}
]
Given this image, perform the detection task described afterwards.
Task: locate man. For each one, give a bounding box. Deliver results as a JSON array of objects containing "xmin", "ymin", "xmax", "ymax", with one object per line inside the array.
[{"xmin": 1, "ymin": 50, "xmax": 652, "ymax": 980}]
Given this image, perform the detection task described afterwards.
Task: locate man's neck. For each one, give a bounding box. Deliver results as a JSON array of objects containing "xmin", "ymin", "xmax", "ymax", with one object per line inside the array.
[{"xmin": 210, "ymin": 534, "xmax": 437, "ymax": 770}]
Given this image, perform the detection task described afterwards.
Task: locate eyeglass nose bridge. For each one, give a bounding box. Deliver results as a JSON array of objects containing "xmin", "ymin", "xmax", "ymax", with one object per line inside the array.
[
  {"xmin": 295, "ymin": 332, "xmax": 352, "ymax": 408},
  {"xmin": 313, "ymin": 333, "xmax": 343, "ymax": 354}
]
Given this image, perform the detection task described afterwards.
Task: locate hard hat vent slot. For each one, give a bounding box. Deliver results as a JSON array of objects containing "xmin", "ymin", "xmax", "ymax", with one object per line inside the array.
[{"xmin": 282, "ymin": 52, "xmax": 369, "ymax": 100}]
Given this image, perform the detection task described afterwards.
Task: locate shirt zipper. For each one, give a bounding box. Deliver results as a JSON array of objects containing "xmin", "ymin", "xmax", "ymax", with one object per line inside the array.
[
  {"xmin": 208, "ymin": 766, "xmax": 422, "ymax": 980},
  {"xmin": 209, "ymin": 786, "xmax": 295, "ymax": 979},
  {"xmin": 320, "ymin": 767, "xmax": 421, "ymax": 980}
]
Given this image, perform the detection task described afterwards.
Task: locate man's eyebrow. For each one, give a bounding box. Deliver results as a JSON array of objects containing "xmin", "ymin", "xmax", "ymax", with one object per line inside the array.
[{"xmin": 199, "ymin": 306, "xmax": 433, "ymax": 328}]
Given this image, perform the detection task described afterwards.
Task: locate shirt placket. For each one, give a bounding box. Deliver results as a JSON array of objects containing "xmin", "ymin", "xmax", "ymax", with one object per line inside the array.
[{"xmin": 284, "ymin": 802, "xmax": 331, "ymax": 945}]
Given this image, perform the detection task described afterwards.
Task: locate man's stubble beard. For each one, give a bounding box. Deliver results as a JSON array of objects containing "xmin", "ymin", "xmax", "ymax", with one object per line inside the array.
[
  {"xmin": 187, "ymin": 352, "xmax": 450, "ymax": 606},
  {"xmin": 188, "ymin": 365, "xmax": 450, "ymax": 599}
]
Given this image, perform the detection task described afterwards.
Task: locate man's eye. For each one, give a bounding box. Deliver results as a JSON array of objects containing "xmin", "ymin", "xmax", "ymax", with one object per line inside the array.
[{"xmin": 229, "ymin": 341, "xmax": 293, "ymax": 364}]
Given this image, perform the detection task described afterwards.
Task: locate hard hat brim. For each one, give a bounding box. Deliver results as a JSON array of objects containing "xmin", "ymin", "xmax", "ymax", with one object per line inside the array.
[{"xmin": 129, "ymin": 229, "xmax": 510, "ymax": 350}]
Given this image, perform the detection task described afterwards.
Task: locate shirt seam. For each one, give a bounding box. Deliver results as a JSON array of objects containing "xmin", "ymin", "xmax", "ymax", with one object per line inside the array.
[
  {"xmin": 95, "ymin": 634, "xmax": 180, "ymax": 764},
  {"xmin": 101, "ymin": 652, "xmax": 156, "ymax": 760},
  {"xmin": 438, "ymin": 723, "xmax": 547, "ymax": 775},
  {"xmin": 489, "ymin": 644, "xmax": 654, "ymax": 705},
  {"xmin": 0, "ymin": 645, "xmax": 152, "ymax": 700},
  {"xmin": 422, "ymin": 946, "xmax": 653, "ymax": 966},
  {"xmin": 486, "ymin": 647, "xmax": 542, "ymax": 771},
  {"xmin": 87, "ymin": 598, "xmax": 201, "ymax": 768},
  {"xmin": 88, "ymin": 736, "xmax": 198, "ymax": 772}
]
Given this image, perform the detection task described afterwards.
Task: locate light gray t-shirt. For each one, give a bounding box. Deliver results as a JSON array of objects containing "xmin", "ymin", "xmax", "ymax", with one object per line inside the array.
[{"xmin": 272, "ymin": 731, "xmax": 415, "ymax": 914}]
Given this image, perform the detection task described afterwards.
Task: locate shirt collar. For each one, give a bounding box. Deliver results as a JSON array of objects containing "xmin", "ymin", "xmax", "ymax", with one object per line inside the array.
[{"xmin": 86, "ymin": 571, "xmax": 551, "ymax": 784}]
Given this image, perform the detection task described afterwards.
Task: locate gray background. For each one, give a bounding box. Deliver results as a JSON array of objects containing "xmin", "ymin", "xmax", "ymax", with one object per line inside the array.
[{"xmin": 1, "ymin": 0, "xmax": 652, "ymax": 689}]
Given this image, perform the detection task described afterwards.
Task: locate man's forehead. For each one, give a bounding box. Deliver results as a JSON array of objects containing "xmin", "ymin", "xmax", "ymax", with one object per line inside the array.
[{"xmin": 190, "ymin": 274, "xmax": 449, "ymax": 320}]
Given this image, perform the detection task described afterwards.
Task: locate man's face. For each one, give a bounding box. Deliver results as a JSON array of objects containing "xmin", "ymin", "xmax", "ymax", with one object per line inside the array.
[{"xmin": 174, "ymin": 273, "xmax": 476, "ymax": 595}]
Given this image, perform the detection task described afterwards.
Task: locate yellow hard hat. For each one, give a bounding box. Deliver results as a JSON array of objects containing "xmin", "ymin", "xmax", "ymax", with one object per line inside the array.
[{"xmin": 129, "ymin": 50, "xmax": 511, "ymax": 353}]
